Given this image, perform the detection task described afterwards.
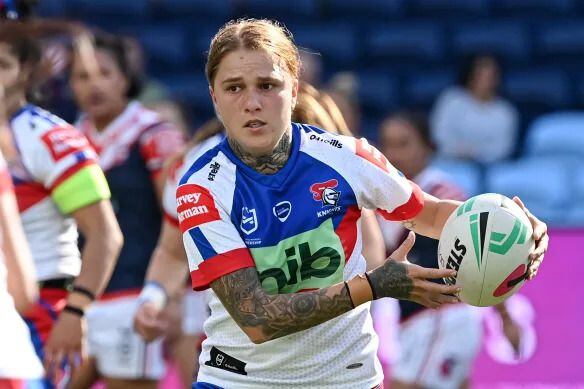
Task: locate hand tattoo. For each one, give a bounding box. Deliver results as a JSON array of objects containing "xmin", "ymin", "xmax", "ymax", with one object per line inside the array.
[
  {"xmin": 367, "ymin": 259, "xmax": 413, "ymax": 300},
  {"xmin": 228, "ymin": 131, "xmax": 292, "ymax": 175},
  {"xmin": 211, "ymin": 268, "xmax": 353, "ymax": 342}
]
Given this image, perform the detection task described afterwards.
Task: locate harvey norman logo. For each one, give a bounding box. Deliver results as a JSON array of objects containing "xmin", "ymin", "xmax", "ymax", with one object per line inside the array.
[{"xmin": 176, "ymin": 184, "xmax": 220, "ymax": 232}]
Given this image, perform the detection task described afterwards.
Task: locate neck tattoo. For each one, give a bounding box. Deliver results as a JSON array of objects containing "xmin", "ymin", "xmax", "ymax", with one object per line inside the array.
[{"xmin": 229, "ymin": 131, "xmax": 292, "ymax": 175}]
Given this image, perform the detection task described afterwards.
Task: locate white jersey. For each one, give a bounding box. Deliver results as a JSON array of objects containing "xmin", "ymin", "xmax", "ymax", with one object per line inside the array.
[
  {"xmin": 8, "ymin": 105, "xmax": 110, "ymax": 281},
  {"xmin": 0, "ymin": 153, "xmax": 43, "ymax": 379},
  {"xmin": 177, "ymin": 124, "xmax": 424, "ymax": 388}
]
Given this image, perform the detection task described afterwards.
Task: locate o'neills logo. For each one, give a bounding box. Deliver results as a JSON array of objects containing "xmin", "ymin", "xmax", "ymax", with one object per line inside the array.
[
  {"xmin": 309, "ymin": 134, "xmax": 342, "ymax": 149},
  {"xmin": 176, "ymin": 184, "xmax": 220, "ymax": 232}
]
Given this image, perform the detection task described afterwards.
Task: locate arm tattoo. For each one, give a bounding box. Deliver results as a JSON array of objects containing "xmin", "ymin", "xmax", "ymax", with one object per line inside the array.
[
  {"xmin": 367, "ymin": 259, "xmax": 413, "ymax": 300},
  {"xmin": 211, "ymin": 268, "xmax": 353, "ymax": 342},
  {"xmin": 402, "ymin": 219, "xmax": 416, "ymax": 231},
  {"xmin": 228, "ymin": 131, "xmax": 292, "ymax": 175}
]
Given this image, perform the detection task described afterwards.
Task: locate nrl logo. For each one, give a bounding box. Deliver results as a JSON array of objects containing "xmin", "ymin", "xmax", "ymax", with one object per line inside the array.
[{"xmin": 240, "ymin": 207, "xmax": 258, "ymax": 235}]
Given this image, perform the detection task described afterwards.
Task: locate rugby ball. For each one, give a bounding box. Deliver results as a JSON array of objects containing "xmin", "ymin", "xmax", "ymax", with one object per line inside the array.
[{"xmin": 437, "ymin": 194, "xmax": 535, "ymax": 307}]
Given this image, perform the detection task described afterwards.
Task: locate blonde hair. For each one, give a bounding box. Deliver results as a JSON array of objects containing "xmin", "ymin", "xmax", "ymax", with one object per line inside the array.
[
  {"xmin": 293, "ymin": 82, "xmax": 352, "ymax": 136},
  {"xmin": 206, "ymin": 18, "xmax": 300, "ymax": 87}
]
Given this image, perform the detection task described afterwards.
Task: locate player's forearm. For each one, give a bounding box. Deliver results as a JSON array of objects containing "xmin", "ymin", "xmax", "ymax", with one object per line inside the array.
[
  {"xmin": 145, "ymin": 245, "xmax": 189, "ymax": 298},
  {"xmin": 211, "ymin": 267, "xmax": 358, "ymax": 344},
  {"xmin": 71, "ymin": 201, "xmax": 123, "ymax": 308},
  {"xmin": 402, "ymin": 193, "xmax": 461, "ymax": 240}
]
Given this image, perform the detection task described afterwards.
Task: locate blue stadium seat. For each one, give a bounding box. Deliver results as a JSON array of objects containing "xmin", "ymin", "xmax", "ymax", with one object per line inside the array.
[
  {"xmin": 451, "ymin": 22, "xmax": 531, "ymax": 62},
  {"xmin": 66, "ymin": 0, "xmax": 150, "ymax": 21},
  {"xmin": 486, "ymin": 158, "xmax": 570, "ymax": 226},
  {"xmin": 36, "ymin": 0, "xmax": 66, "ymax": 17},
  {"xmin": 492, "ymin": 0, "xmax": 576, "ymax": 16},
  {"xmin": 409, "ymin": 0, "xmax": 489, "ymax": 17},
  {"xmin": 365, "ymin": 24, "xmax": 445, "ymax": 63},
  {"xmin": 357, "ymin": 73, "xmax": 398, "ymax": 114},
  {"xmin": 151, "ymin": 0, "xmax": 231, "ymax": 21},
  {"xmin": 134, "ymin": 26, "xmax": 189, "ymax": 73},
  {"xmin": 430, "ymin": 157, "xmax": 483, "ymax": 197},
  {"xmin": 502, "ymin": 70, "xmax": 571, "ymax": 109},
  {"xmin": 403, "ymin": 71, "xmax": 455, "ymax": 108},
  {"xmin": 537, "ymin": 23, "xmax": 584, "ymax": 58},
  {"xmin": 524, "ymin": 112, "xmax": 584, "ymax": 158},
  {"xmin": 569, "ymin": 167, "xmax": 584, "ymax": 226},
  {"xmin": 293, "ymin": 24, "xmax": 358, "ymax": 67},
  {"xmin": 323, "ymin": 0, "xmax": 405, "ymax": 21},
  {"xmin": 161, "ymin": 75, "xmax": 213, "ymax": 116},
  {"xmin": 239, "ymin": 0, "xmax": 318, "ymax": 21}
]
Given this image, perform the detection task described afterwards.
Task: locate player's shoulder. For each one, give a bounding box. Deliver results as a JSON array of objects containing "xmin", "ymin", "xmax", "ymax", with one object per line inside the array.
[
  {"xmin": 297, "ymin": 122, "xmax": 358, "ymax": 157},
  {"xmin": 11, "ymin": 104, "xmax": 72, "ymax": 137},
  {"xmin": 178, "ymin": 140, "xmax": 235, "ymax": 196}
]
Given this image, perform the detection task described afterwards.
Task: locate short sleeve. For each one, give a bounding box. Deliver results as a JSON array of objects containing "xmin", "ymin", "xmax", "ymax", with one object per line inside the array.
[
  {"xmin": 177, "ymin": 182, "xmax": 255, "ymax": 291},
  {"xmin": 352, "ymin": 138, "xmax": 424, "ymax": 221},
  {"xmin": 37, "ymin": 125, "xmax": 110, "ymax": 214},
  {"xmin": 139, "ymin": 123, "xmax": 185, "ymax": 179}
]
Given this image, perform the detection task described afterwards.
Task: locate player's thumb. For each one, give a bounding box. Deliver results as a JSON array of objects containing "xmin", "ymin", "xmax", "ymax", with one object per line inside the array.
[{"xmin": 389, "ymin": 231, "xmax": 416, "ymax": 262}]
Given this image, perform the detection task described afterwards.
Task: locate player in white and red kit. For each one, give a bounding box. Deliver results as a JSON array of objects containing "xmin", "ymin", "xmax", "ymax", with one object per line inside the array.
[{"xmin": 0, "ymin": 21, "xmax": 122, "ymax": 388}]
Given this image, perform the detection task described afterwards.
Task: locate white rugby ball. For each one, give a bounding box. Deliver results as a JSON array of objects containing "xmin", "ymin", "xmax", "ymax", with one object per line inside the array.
[{"xmin": 438, "ymin": 193, "xmax": 535, "ymax": 307}]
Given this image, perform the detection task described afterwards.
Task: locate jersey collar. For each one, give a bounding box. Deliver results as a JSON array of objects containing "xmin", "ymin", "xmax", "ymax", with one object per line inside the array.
[{"xmin": 219, "ymin": 122, "xmax": 301, "ymax": 189}]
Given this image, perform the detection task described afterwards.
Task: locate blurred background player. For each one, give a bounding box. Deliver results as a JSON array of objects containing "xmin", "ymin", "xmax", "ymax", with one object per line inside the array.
[
  {"xmin": 430, "ymin": 54, "xmax": 519, "ymax": 164},
  {"xmin": 68, "ymin": 32, "xmax": 185, "ymax": 389},
  {"xmin": 0, "ymin": 20, "xmax": 122, "ymax": 388},
  {"xmin": 0, "ymin": 135, "xmax": 44, "ymax": 387},
  {"xmin": 376, "ymin": 111, "xmax": 524, "ymax": 389}
]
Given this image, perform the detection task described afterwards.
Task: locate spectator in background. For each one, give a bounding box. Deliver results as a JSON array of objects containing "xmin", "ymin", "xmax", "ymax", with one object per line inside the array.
[
  {"xmin": 326, "ymin": 71, "xmax": 361, "ymax": 133},
  {"xmin": 430, "ymin": 54, "xmax": 518, "ymax": 163},
  {"xmin": 376, "ymin": 111, "xmax": 526, "ymax": 389}
]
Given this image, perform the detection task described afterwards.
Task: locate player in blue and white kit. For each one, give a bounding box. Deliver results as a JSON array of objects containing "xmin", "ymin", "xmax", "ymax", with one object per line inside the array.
[{"xmin": 176, "ymin": 19, "xmax": 549, "ymax": 389}]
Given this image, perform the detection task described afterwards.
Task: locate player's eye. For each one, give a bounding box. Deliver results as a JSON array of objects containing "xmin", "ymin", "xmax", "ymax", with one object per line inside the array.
[
  {"xmin": 259, "ymin": 83, "xmax": 273, "ymax": 90},
  {"xmin": 226, "ymin": 85, "xmax": 241, "ymax": 93}
]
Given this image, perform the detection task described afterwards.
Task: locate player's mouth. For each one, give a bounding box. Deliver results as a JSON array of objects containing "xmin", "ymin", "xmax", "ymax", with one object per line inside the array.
[{"xmin": 244, "ymin": 119, "xmax": 267, "ymax": 131}]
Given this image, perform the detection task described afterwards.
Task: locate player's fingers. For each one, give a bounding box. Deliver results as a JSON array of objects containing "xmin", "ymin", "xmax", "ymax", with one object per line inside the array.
[
  {"xmin": 530, "ymin": 232, "xmax": 548, "ymax": 261},
  {"xmin": 512, "ymin": 196, "xmax": 527, "ymax": 211},
  {"xmin": 66, "ymin": 350, "xmax": 78, "ymax": 377},
  {"xmin": 44, "ymin": 348, "xmax": 63, "ymax": 380},
  {"xmin": 389, "ymin": 231, "xmax": 416, "ymax": 261},
  {"xmin": 433, "ymin": 293, "xmax": 460, "ymax": 305},
  {"xmin": 416, "ymin": 266, "xmax": 456, "ymax": 280},
  {"xmin": 418, "ymin": 279, "xmax": 460, "ymax": 296}
]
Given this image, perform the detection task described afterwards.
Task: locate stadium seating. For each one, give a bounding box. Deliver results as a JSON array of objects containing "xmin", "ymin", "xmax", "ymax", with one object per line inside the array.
[
  {"xmin": 502, "ymin": 69, "xmax": 571, "ymax": 110},
  {"xmin": 430, "ymin": 158, "xmax": 484, "ymax": 197},
  {"xmin": 408, "ymin": 0, "xmax": 489, "ymax": 18},
  {"xmin": 357, "ymin": 72, "xmax": 398, "ymax": 115},
  {"xmin": 524, "ymin": 112, "xmax": 584, "ymax": 158},
  {"xmin": 486, "ymin": 158, "xmax": 570, "ymax": 225},
  {"xmin": 491, "ymin": 0, "xmax": 576, "ymax": 16},
  {"xmin": 569, "ymin": 167, "xmax": 584, "ymax": 225},
  {"xmin": 364, "ymin": 23, "xmax": 445, "ymax": 64},
  {"xmin": 537, "ymin": 23, "xmax": 584, "ymax": 59},
  {"xmin": 403, "ymin": 71, "xmax": 456, "ymax": 108},
  {"xmin": 450, "ymin": 22, "xmax": 531, "ymax": 62},
  {"xmin": 66, "ymin": 0, "xmax": 150, "ymax": 22},
  {"xmin": 323, "ymin": 0, "xmax": 405, "ymax": 22},
  {"xmin": 132, "ymin": 25, "xmax": 190, "ymax": 73},
  {"xmin": 238, "ymin": 0, "xmax": 318, "ymax": 22},
  {"xmin": 293, "ymin": 24, "xmax": 358, "ymax": 68},
  {"xmin": 151, "ymin": 0, "xmax": 232, "ymax": 22},
  {"xmin": 161, "ymin": 75, "xmax": 214, "ymax": 119}
]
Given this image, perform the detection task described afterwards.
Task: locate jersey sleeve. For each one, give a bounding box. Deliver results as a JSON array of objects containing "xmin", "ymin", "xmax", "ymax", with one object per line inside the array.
[
  {"xmin": 351, "ymin": 138, "xmax": 424, "ymax": 221},
  {"xmin": 36, "ymin": 125, "xmax": 110, "ymax": 215},
  {"xmin": 139, "ymin": 122, "xmax": 185, "ymax": 179},
  {"xmin": 177, "ymin": 182, "xmax": 255, "ymax": 291}
]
